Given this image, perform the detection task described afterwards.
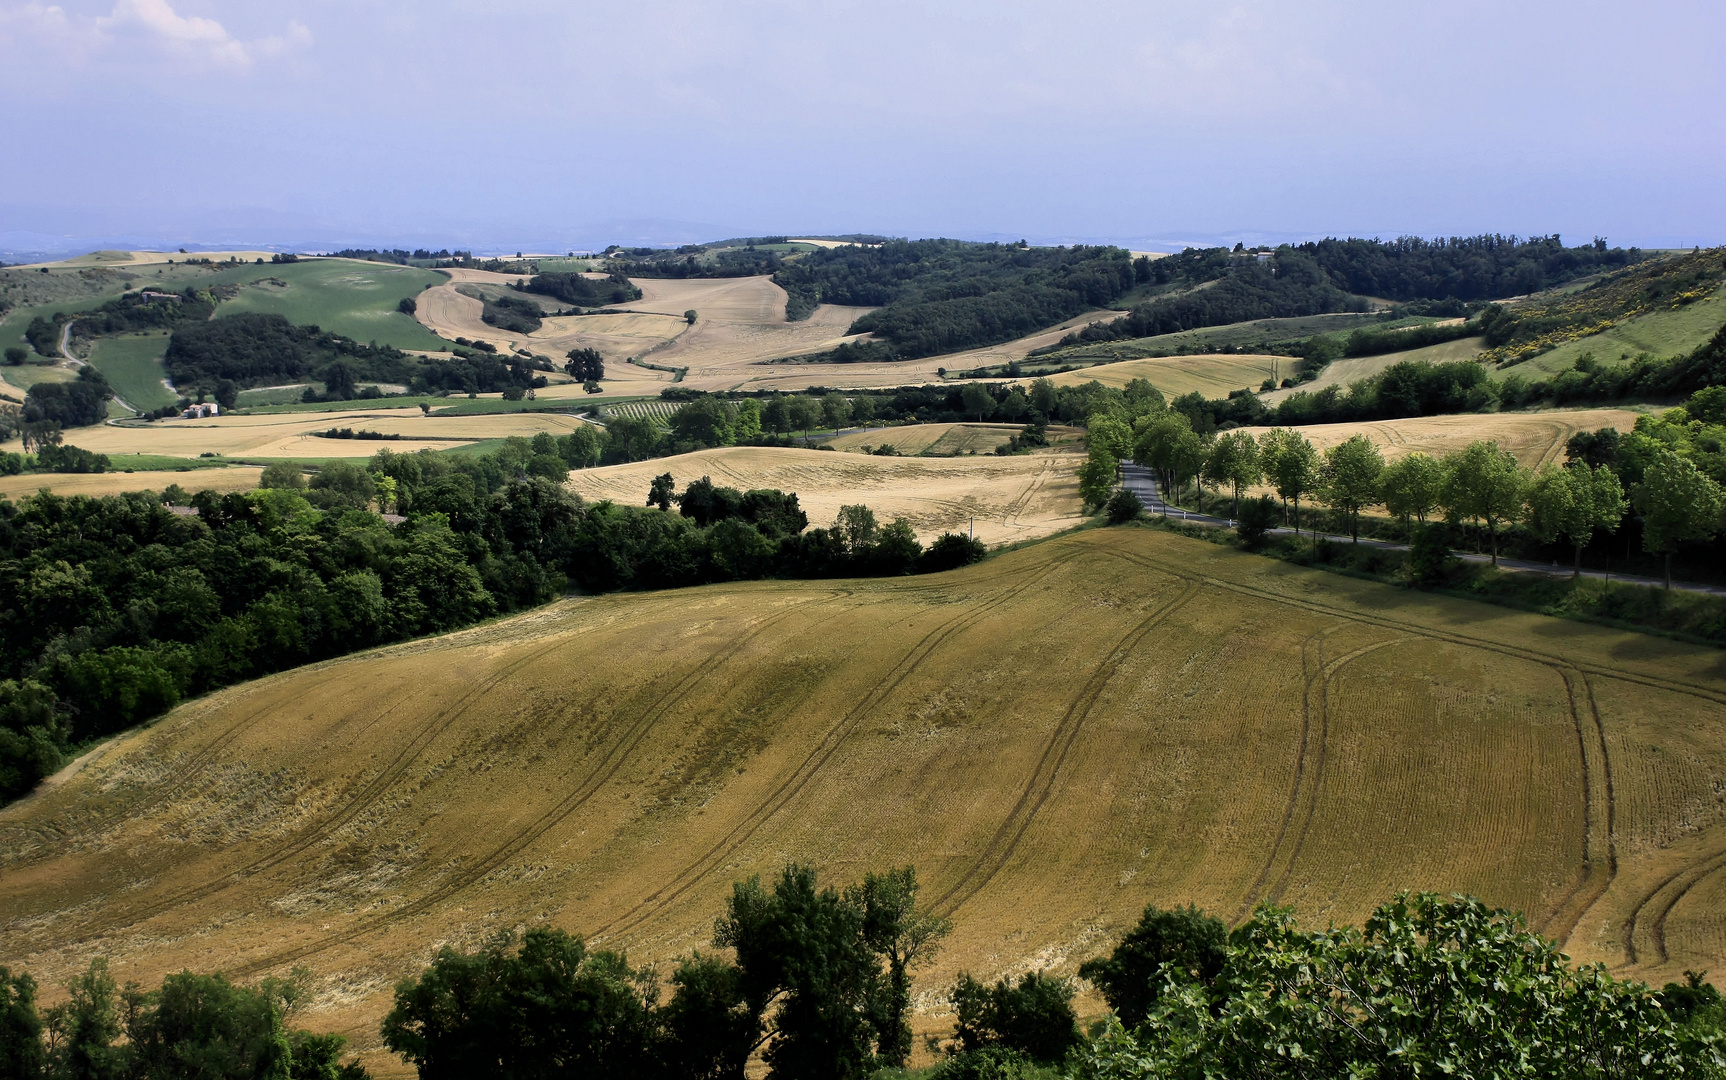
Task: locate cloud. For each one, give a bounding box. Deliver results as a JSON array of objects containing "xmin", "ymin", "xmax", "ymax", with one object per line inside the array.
[{"xmin": 0, "ymin": 0, "xmax": 308, "ymax": 70}]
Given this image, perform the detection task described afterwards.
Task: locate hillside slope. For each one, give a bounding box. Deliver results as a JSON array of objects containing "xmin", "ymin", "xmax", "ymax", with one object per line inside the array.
[{"xmin": 4, "ymin": 528, "xmax": 1725, "ymax": 1068}]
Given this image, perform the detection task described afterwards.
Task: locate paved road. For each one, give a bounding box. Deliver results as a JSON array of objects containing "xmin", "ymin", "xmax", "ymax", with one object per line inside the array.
[{"xmin": 1118, "ymin": 462, "xmax": 1726, "ymax": 598}]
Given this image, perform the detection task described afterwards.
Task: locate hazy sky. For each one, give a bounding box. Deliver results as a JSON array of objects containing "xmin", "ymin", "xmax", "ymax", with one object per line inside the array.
[{"xmin": 1, "ymin": 0, "xmax": 1721, "ymax": 253}]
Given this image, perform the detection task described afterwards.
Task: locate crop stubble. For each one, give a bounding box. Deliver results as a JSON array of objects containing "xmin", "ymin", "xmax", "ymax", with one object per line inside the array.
[{"xmin": 5, "ymin": 529, "xmax": 1726, "ymax": 1068}]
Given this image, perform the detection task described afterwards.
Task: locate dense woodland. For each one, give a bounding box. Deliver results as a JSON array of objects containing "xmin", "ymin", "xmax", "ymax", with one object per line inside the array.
[
  {"xmin": 0, "ymin": 437, "xmax": 983, "ymax": 803},
  {"xmin": 0, "ymin": 871, "xmax": 1719, "ymax": 1079},
  {"xmin": 773, "ymin": 240, "xmax": 1143, "ymax": 353},
  {"xmin": 1069, "ymin": 235, "xmax": 1644, "ymax": 349},
  {"xmin": 519, "ymin": 271, "xmax": 641, "ymax": 307}
]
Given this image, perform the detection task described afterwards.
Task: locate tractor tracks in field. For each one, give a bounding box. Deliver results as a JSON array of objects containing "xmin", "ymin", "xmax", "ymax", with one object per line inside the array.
[
  {"xmin": 1103, "ymin": 550, "xmax": 1637, "ymax": 938},
  {"xmin": 929, "ymin": 568, "xmax": 1202, "ymax": 919},
  {"xmin": 590, "ymin": 550, "xmax": 1088, "ymax": 943},
  {"xmin": 1622, "ymin": 842, "xmax": 1726, "ymax": 966},
  {"xmin": 50, "ymin": 629, "xmax": 587, "ymax": 938},
  {"xmin": 229, "ymin": 594, "xmax": 834, "ymax": 978}
]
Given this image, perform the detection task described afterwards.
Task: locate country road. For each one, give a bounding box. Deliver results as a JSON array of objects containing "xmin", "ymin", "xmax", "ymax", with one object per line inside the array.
[{"xmin": 1118, "ymin": 462, "xmax": 1726, "ymax": 598}]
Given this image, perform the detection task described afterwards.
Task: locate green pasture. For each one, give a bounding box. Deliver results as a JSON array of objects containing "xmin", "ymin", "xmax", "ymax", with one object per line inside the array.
[
  {"xmin": 2, "ymin": 364, "xmax": 75, "ymax": 393},
  {"xmin": 202, "ymin": 259, "xmax": 448, "ymax": 350},
  {"xmin": 87, "ymin": 332, "xmax": 178, "ymax": 412},
  {"xmin": 1495, "ymin": 282, "xmax": 1726, "ymax": 379}
]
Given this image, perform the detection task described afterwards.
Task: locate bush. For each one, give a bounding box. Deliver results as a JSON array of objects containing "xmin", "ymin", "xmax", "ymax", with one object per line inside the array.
[
  {"xmin": 1407, "ymin": 525, "xmax": 1454, "ymax": 586},
  {"xmin": 1105, "ymin": 489, "xmax": 1143, "ymax": 524},
  {"xmin": 950, "ymin": 971, "xmax": 1080, "ymax": 1065},
  {"xmin": 919, "ymin": 532, "xmax": 987, "ymax": 572},
  {"xmin": 1235, "ymin": 494, "xmax": 1279, "ymax": 548}
]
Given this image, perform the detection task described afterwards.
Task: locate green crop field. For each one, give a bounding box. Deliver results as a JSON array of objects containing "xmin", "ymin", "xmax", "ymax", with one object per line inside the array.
[
  {"xmin": 0, "ymin": 363, "xmax": 75, "ymax": 394},
  {"xmin": 202, "ymin": 259, "xmax": 448, "ymax": 350},
  {"xmin": 86, "ymin": 331, "xmax": 178, "ymax": 412},
  {"xmin": 601, "ymin": 399, "xmax": 684, "ymax": 424},
  {"xmin": 1496, "ymin": 280, "xmax": 1726, "ymax": 379}
]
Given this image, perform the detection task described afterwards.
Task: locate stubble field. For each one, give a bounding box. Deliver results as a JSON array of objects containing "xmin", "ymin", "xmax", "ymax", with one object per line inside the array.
[
  {"xmin": 563, "ymin": 445, "xmax": 1085, "ymax": 545},
  {"xmin": 4, "ymin": 528, "xmax": 1725, "ymax": 1074},
  {"xmin": 1236, "ymin": 406, "xmax": 1645, "ymax": 471}
]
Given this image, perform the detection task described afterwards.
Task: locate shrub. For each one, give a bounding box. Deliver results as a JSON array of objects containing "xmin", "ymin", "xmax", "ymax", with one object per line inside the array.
[
  {"xmin": 1105, "ymin": 489, "xmax": 1143, "ymax": 524},
  {"xmin": 1235, "ymin": 495, "xmax": 1280, "ymax": 548},
  {"xmin": 950, "ymin": 971, "xmax": 1079, "ymax": 1065},
  {"xmin": 920, "ymin": 532, "xmax": 987, "ymax": 572}
]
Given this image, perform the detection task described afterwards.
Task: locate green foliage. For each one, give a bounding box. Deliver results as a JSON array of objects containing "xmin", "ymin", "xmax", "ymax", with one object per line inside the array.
[
  {"xmin": 564, "ymin": 347, "xmax": 605, "ymax": 382},
  {"xmin": 33, "ymin": 445, "xmax": 109, "ymax": 473},
  {"xmin": 1378, "ymin": 451, "xmax": 1444, "ymax": 529},
  {"xmin": 776, "ymin": 240, "xmax": 1136, "ymax": 355},
  {"xmin": 918, "ymin": 532, "xmax": 987, "ymax": 572},
  {"xmin": 1078, "ymin": 447, "xmax": 1119, "ymax": 511},
  {"xmin": 949, "ymin": 972, "xmax": 1080, "ymax": 1066},
  {"xmin": 1078, "ymin": 904, "xmax": 1227, "ymax": 1032},
  {"xmin": 381, "ymin": 929, "xmax": 654, "ymax": 1080},
  {"xmin": 520, "ymin": 272, "xmax": 640, "ymax": 307},
  {"xmin": 23, "ymin": 368, "xmax": 110, "ymax": 429},
  {"xmin": 1256, "ymin": 428, "xmax": 1320, "ymax": 533},
  {"xmin": 1201, "ymin": 432, "xmax": 1260, "ymax": 518},
  {"xmin": 478, "ymin": 293, "xmax": 542, "ymax": 334},
  {"xmin": 1076, "ymin": 892, "xmax": 1716, "ymax": 1080},
  {"xmin": 1439, "ymin": 439, "xmax": 1527, "ymax": 563},
  {"xmin": 1633, "ymin": 450, "xmax": 1725, "ymax": 587},
  {"xmin": 1319, "ymin": 434, "xmax": 1384, "ymax": 541},
  {"xmin": 0, "ymin": 967, "xmax": 44, "ymax": 1080},
  {"xmin": 1526, "ymin": 462, "xmax": 1626, "ymax": 576},
  {"xmin": 1234, "ymin": 495, "xmax": 1279, "ymax": 548},
  {"xmin": 0, "ymin": 679, "xmax": 67, "ymax": 801},
  {"xmin": 1101, "ymin": 489, "xmax": 1140, "ymax": 525},
  {"xmin": 164, "ymin": 313, "xmax": 414, "ymax": 395}
]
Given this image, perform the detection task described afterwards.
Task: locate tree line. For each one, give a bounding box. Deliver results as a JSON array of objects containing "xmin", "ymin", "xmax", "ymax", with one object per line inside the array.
[
  {"xmin": 1065, "ymin": 235, "xmax": 1648, "ymax": 351},
  {"xmin": 0, "ymin": 439, "xmax": 984, "ymax": 804},
  {"xmin": 518, "ymin": 272, "xmax": 641, "ymax": 308},
  {"xmin": 3, "ymin": 869, "xmax": 1718, "ymax": 1079},
  {"xmin": 1085, "ymin": 382, "xmax": 1726, "ymax": 587},
  {"xmin": 771, "ymin": 240, "xmax": 1142, "ymax": 356}
]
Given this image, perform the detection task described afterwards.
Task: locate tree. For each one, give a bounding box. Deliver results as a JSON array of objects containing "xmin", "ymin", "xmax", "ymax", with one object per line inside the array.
[
  {"xmin": 1526, "ymin": 463, "xmax": 1626, "ymax": 578},
  {"xmin": 564, "ymin": 348, "xmax": 605, "ymax": 383},
  {"xmin": 606, "ymin": 416, "xmax": 659, "ymax": 462},
  {"xmin": 380, "ymin": 929, "xmax": 654, "ymax": 1080},
  {"xmin": 713, "ymin": 865, "xmax": 881, "ymax": 1080},
  {"xmin": 1106, "ymin": 488, "xmax": 1143, "ymax": 524},
  {"xmin": 1633, "ymin": 450, "xmax": 1725, "ymax": 589},
  {"xmin": 1378, "ymin": 451, "xmax": 1444, "ymax": 534},
  {"xmin": 128, "ymin": 971, "xmax": 294, "ymax": 1080},
  {"xmin": 0, "ymin": 966, "xmax": 44, "ymax": 1080},
  {"xmin": 560, "ymin": 424, "xmax": 602, "ymax": 468},
  {"xmin": 1079, "ymin": 446, "xmax": 1119, "ymax": 510},
  {"xmin": 670, "ymin": 397, "xmax": 735, "ymax": 448},
  {"xmin": 21, "ymin": 420, "xmax": 61, "ymax": 455},
  {"xmin": 834, "ymin": 505, "xmax": 878, "ymax": 553},
  {"xmin": 821, "ymin": 392, "xmax": 853, "ymax": 430},
  {"xmin": 960, "ymin": 383, "xmax": 994, "ymax": 423},
  {"xmin": 1320, "ymin": 435, "xmax": 1384, "ymax": 542},
  {"xmin": 656, "ymin": 954, "xmax": 754, "ymax": 1080},
  {"xmin": 685, "ymin": 309, "xmax": 699, "ymax": 325},
  {"xmin": 949, "ymin": 972, "xmax": 1079, "ymax": 1065},
  {"xmin": 852, "ymin": 867, "xmax": 949, "ymax": 1066},
  {"xmin": 1079, "ymin": 904, "xmax": 1227, "ymax": 1030},
  {"xmin": 762, "ymin": 396, "xmax": 792, "ymax": 435},
  {"xmin": 1203, "ymin": 431, "xmax": 1261, "ymax": 521},
  {"xmin": 787, "ymin": 396, "xmax": 822, "ymax": 438},
  {"xmin": 1133, "ymin": 413, "xmax": 1191, "ymax": 501},
  {"xmin": 1077, "ymin": 893, "xmax": 1710, "ymax": 1080},
  {"xmin": 1441, "ymin": 440, "xmax": 1528, "ymax": 564},
  {"xmin": 44, "ymin": 959, "xmax": 130, "ymax": 1080},
  {"xmin": 647, "ymin": 472, "xmax": 675, "ymax": 511},
  {"xmin": 1257, "ymin": 428, "xmax": 1320, "ymax": 536}
]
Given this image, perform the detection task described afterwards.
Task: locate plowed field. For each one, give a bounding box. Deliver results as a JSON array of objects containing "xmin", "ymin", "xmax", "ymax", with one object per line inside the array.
[{"xmin": 6, "ymin": 529, "xmax": 1726, "ymax": 1073}]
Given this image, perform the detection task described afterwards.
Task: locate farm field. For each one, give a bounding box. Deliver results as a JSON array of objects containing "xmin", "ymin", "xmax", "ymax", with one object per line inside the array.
[
  {"xmin": 0, "ymin": 466, "xmax": 262, "ymax": 501},
  {"xmin": 1236, "ymin": 406, "xmax": 1645, "ymax": 471},
  {"xmin": 1050, "ymin": 353, "xmax": 1284, "ymax": 399},
  {"xmin": 203, "ymin": 259, "xmax": 448, "ymax": 351},
  {"xmin": 1491, "ymin": 279, "xmax": 1726, "ymax": 379},
  {"xmin": 824, "ymin": 422, "xmax": 1083, "ymax": 456},
  {"xmin": 0, "ymin": 407, "xmax": 596, "ymax": 460},
  {"xmin": 565, "ymin": 445, "xmax": 1083, "ymax": 544},
  {"xmin": 1260, "ymin": 337, "xmax": 1488, "ymax": 404},
  {"xmin": 85, "ymin": 331, "xmax": 177, "ymax": 412},
  {"xmin": 5, "ymin": 527, "xmax": 1726, "ymax": 1073}
]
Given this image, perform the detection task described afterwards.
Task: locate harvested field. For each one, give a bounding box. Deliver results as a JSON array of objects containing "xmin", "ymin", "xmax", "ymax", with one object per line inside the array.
[
  {"xmin": 0, "ymin": 467, "xmax": 263, "ymax": 501},
  {"xmin": 1236, "ymin": 407, "xmax": 1645, "ymax": 471},
  {"xmin": 566, "ymin": 445, "xmax": 1083, "ymax": 544},
  {"xmin": 824, "ymin": 423, "xmax": 1083, "ymax": 457},
  {"xmin": 414, "ymin": 271, "xmax": 878, "ymax": 396},
  {"xmin": 6, "ymin": 528, "xmax": 1726, "ymax": 1074},
  {"xmin": 0, "ymin": 408, "xmax": 593, "ymax": 460},
  {"xmin": 1051, "ymin": 353, "xmax": 1283, "ymax": 399}
]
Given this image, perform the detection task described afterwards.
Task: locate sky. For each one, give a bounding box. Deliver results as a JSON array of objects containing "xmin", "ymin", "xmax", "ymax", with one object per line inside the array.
[{"xmin": 0, "ymin": 0, "xmax": 1722, "ymax": 255}]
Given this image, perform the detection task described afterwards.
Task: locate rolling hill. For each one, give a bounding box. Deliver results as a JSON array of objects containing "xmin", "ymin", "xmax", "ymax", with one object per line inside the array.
[{"xmin": 4, "ymin": 526, "xmax": 1725, "ymax": 1072}]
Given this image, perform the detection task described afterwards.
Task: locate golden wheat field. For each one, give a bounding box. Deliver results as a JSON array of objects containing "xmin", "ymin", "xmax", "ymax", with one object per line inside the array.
[
  {"xmin": 1050, "ymin": 354, "xmax": 1285, "ymax": 399},
  {"xmin": 823, "ymin": 423, "xmax": 1083, "ymax": 457},
  {"xmin": 5, "ymin": 527, "xmax": 1726, "ymax": 1074},
  {"xmin": 0, "ymin": 467, "xmax": 264, "ymax": 501},
  {"xmin": 564, "ymin": 445, "xmax": 1084, "ymax": 544},
  {"xmin": 1236, "ymin": 407, "xmax": 1645, "ymax": 471},
  {"xmin": 0, "ymin": 408, "xmax": 596, "ymax": 460}
]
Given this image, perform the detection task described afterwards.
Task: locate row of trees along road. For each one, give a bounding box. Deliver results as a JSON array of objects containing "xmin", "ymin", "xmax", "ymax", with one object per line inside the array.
[
  {"xmin": 1080, "ymin": 381, "xmax": 1726, "ymax": 589},
  {"xmin": 2, "ymin": 866, "xmax": 1722, "ymax": 1079}
]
